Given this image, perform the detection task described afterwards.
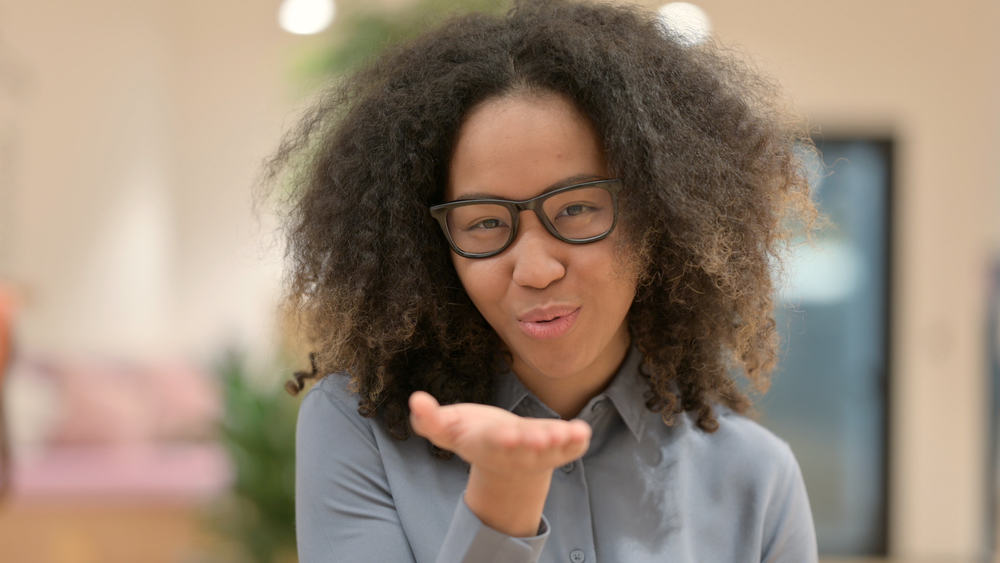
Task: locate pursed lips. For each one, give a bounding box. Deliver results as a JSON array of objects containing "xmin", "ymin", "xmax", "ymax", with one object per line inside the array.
[
  {"xmin": 516, "ymin": 304, "xmax": 581, "ymax": 339},
  {"xmin": 517, "ymin": 304, "xmax": 580, "ymax": 323}
]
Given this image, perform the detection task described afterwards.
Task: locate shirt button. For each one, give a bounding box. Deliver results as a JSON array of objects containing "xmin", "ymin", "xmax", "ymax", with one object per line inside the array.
[
  {"xmin": 569, "ymin": 549, "xmax": 586, "ymax": 563},
  {"xmin": 561, "ymin": 461, "xmax": 575, "ymax": 473}
]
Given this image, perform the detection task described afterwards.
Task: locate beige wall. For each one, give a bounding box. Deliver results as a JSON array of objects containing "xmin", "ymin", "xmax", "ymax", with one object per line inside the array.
[
  {"xmin": 1, "ymin": 0, "xmax": 997, "ymax": 560},
  {"xmin": 0, "ymin": 0, "xmax": 309, "ymax": 363},
  {"xmin": 675, "ymin": 0, "xmax": 1000, "ymax": 558}
]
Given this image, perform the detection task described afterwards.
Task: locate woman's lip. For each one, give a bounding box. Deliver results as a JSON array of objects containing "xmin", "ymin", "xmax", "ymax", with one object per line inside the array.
[
  {"xmin": 517, "ymin": 305, "xmax": 580, "ymax": 323},
  {"xmin": 517, "ymin": 307, "xmax": 580, "ymax": 339}
]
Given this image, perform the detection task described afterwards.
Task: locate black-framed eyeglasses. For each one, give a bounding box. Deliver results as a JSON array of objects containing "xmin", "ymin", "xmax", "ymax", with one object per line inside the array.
[{"xmin": 429, "ymin": 178, "xmax": 622, "ymax": 259}]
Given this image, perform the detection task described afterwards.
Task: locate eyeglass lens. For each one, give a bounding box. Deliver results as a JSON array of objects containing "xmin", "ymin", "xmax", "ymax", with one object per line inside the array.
[{"xmin": 443, "ymin": 185, "xmax": 614, "ymax": 255}]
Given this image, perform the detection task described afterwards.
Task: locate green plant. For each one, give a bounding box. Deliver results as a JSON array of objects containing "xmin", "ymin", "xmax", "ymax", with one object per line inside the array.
[{"xmin": 211, "ymin": 349, "xmax": 299, "ymax": 563}]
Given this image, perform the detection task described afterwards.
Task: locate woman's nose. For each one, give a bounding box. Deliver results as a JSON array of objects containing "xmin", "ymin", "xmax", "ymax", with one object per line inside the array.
[{"xmin": 509, "ymin": 216, "xmax": 567, "ymax": 289}]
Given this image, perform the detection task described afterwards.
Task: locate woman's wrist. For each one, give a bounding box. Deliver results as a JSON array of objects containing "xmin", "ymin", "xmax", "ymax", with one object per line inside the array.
[{"xmin": 465, "ymin": 464, "xmax": 552, "ymax": 537}]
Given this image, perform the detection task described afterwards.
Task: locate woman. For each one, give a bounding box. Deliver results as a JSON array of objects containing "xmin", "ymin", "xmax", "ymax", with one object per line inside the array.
[{"xmin": 271, "ymin": 1, "xmax": 819, "ymax": 561}]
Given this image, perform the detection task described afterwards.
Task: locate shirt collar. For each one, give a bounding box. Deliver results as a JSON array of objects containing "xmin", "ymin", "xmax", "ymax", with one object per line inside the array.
[
  {"xmin": 600, "ymin": 345, "xmax": 648, "ymax": 441},
  {"xmin": 492, "ymin": 365, "xmax": 532, "ymax": 413},
  {"xmin": 491, "ymin": 345, "xmax": 649, "ymax": 441}
]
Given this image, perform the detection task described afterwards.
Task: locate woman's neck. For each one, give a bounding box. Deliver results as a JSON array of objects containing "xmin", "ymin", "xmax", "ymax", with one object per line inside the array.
[{"xmin": 511, "ymin": 330, "xmax": 631, "ymax": 419}]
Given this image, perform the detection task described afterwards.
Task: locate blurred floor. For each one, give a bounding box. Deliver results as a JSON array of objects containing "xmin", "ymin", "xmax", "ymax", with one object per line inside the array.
[
  {"xmin": 0, "ymin": 499, "xmax": 220, "ymax": 563},
  {"xmin": 0, "ymin": 498, "xmax": 993, "ymax": 562}
]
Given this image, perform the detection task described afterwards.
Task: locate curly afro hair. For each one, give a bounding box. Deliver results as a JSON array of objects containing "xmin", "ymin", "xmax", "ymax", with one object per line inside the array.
[{"xmin": 267, "ymin": 0, "xmax": 816, "ymax": 453}]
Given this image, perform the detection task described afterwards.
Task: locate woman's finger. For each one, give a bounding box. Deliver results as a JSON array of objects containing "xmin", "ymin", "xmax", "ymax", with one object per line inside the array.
[
  {"xmin": 558, "ymin": 420, "xmax": 591, "ymax": 460},
  {"xmin": 544, "ymin": 421, "xmax": 570, "ymax": 447},
  {"xmin": 518, "ymin": 422, "xmax": 551, "ymax": 451},
  {"xmin": 567, "ymin": 419, "xmax": 592, "ymax": 442},
  {"xmin": 409, "ymin": 391, "xmax": 450, "ymax": 446},
  {"xmin": 409, "ymin": 390, "xmax": 439, "ymax": 413}
]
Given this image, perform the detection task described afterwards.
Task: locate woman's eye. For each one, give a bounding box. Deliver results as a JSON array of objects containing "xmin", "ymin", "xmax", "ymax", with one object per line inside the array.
[
  {"xmin": 558, "ymin": 203, "xmax": 596, "ymax": 217},
  {"xmin": 469, "ymin": 218, "xmax": 506, "ymax": 230}
]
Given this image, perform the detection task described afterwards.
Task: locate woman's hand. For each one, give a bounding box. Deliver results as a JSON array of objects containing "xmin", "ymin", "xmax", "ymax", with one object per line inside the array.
[
  {"xmin": 409, "ymin": 391, "xmax": 591, "ymax": 473},
  {"xmin": 409, "ymin": 391, "xmax": 591, "ymax": 537}
]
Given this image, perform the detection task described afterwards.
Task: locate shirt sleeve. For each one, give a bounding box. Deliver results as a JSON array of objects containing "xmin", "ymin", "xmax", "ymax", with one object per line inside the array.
[
  {"xmin": 760, "ymin": 444, "xmax": 819, "ymax": 563},
  {"xmin": 295, "ymin": 379, "xmax": 551, "ymax": 563},
  {"xmin": 437, "ymin": 496, "xmax": 549, "ymax": 563},
  {"xmin": 295, "ymin": 382, "xmax": 417, "ymax": 562}
]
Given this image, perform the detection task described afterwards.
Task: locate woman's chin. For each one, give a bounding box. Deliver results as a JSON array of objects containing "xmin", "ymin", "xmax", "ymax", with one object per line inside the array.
[{"xmin": 509, "ymin": 349, "xmax": 590, "ymax": 382}]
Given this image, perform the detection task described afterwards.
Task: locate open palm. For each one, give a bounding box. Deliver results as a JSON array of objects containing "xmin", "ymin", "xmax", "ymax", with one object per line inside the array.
[{"xmin": 409, "ymin": 391, "xmax": 591, "ymax": 477}]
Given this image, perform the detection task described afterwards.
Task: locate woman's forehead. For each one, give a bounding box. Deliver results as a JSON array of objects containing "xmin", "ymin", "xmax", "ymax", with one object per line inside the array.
[{"xmin": 446, "ymin": 92, "xmax": 608, "ymax": 202}]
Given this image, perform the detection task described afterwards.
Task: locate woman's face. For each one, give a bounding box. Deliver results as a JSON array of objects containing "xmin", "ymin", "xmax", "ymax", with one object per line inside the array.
[{"xmin": 446, "ymin": 91, "xmax": 639, "ymax": 406}]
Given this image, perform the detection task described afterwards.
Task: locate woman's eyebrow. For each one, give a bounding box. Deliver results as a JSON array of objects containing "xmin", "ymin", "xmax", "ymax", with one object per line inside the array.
[{"xmin": 451, "ymin": 174, "xmax": 603, "ymax": 201}]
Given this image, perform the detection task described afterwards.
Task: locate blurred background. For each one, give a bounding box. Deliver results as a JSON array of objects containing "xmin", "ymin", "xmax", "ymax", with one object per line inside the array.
[{"xmin": 0, "ymin": 0, "xmax": 997, "ymax": 561}]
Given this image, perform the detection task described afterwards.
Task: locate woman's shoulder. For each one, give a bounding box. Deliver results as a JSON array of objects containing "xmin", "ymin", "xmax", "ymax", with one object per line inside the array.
[
  {"xmin": 298, "ymin": 373, "xmax": 374, "ymax": 437},
  {"xmin": 307, "ymin": 371, "xmax": 358, "ymax": 402},
  {"xmin": 676, "ymin": 403, "xmax": 799, "ymax": 479},
  {"xmin": 713, "ymin": 405, "xmax": 792, "ymax": 452}
]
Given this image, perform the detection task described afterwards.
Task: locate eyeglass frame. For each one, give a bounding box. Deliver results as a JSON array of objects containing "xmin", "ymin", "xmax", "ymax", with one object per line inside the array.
[{"xmin": 428, "ymin": 178, "xmax": 623, "ymax": 259}]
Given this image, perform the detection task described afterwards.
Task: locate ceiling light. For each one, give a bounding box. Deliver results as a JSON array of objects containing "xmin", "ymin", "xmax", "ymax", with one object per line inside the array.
[{"xmin": 658, "ymin": 2, "xmax": 711, "ymax": 46}]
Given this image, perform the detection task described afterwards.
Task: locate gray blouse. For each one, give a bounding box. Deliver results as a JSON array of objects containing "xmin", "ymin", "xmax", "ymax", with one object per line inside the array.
[{"xmin": 295, "ymin": 348, "xmax": 818, "ymax": 562}]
